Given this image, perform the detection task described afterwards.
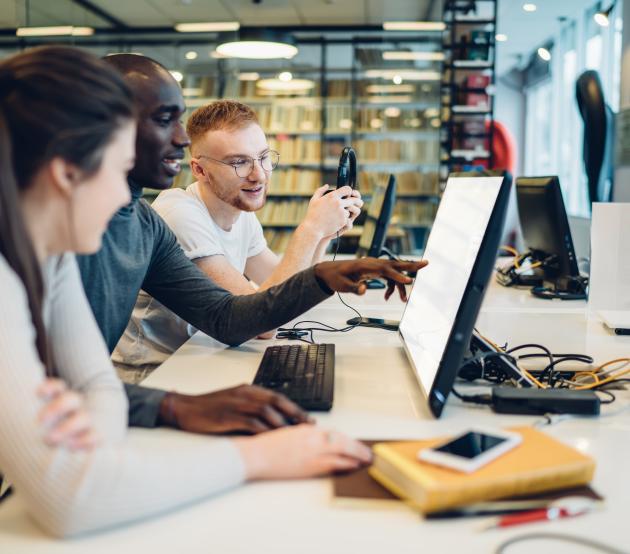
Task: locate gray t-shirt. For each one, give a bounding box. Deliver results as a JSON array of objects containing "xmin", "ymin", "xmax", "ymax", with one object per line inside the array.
[{"xmin": 77, "ymin": 182, "xmax": 332, "ymax": 428}]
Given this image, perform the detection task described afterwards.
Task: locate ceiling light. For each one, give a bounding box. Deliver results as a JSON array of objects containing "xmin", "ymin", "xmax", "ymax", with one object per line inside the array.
[
  {"xmin": 594, "ymin": 12, "xmax": 609, "ymax": 26},
  {"xmin": 170, "ymin": 70, "xmax": 184, "ymax": 82},
  {"xmin": 537, "ymin": 47, "xmax": 551, "ymax": 61},
  {"xmin": 366, "ymin": 69, "xmax": 441, "ymax": 81},
  {"xmin": 495, "ymin": 33, "xmax": 508, "ymax": 42},
  {"xmin": 72, "ymin": 27, "xmax": 95, "ymax": 36},
  {"xmin": 217, "ymin": 40, "xmax": 297, "ymax": 59},
  {"xmin": 383, "ymin": 21, "xmax": 446, "ymax": 31},
  {"xmin": 393, "ymin": 75, "xmax": 403, "ymax": 85},
  {"xmin": 522, "ymin": 3, "xmax": 537, "ymax": 12},
  {"xmin": 256, "ymin": 78, "xmax": 314, "ymax": 92},
  {"xmin": 278, "ymin": 71, "xmax": 293, "ymax": 82},
  {"xmin": 238, "ymin": 72, "xmax": 260, "ymax": 81},
  {"xmin": 366, "ymin": 84, "xmax": 415, "ymax": 93},
  {"xmin": 16, "ymin": 25, "xmax": 94, "ymax": 36},
  {"xmin": 383, "ymin": 51, "xmax": 445, "ymax": 61},
  {"xmin": 175, "ymin": 22, "xmax": 240, "ymax": 32},
  {"xmin": 185, "ymin": 50, "xmax": 198, "ymax": 60}
]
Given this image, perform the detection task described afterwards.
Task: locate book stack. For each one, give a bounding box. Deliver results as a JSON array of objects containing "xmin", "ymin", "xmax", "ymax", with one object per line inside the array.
[
  {"xmin": 270, "ymin": 169, "xmax": 322, "ymax": 194},
  {"xmin": 358, "ymin": 171, "xmax": 440, "ymax": 195},
  {"xmin": 368, "ymin": 427, "xmax": 596, "ymax": 514}
]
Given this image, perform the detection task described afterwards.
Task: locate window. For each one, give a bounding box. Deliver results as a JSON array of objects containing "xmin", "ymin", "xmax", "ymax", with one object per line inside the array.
[{"xmin": 522, "ymin": 3, "xmax": 622, "ymax": 216}]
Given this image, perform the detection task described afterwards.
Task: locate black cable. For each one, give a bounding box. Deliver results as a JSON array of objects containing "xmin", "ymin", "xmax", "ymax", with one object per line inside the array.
[
  {"xmin": 495, "ymin": 532, "xmax": 628, "ymax": 554},
  {"xmin": 595, "ymin": 389, "xmax": 616, "ymax": 404},
  {"xmin": 451, "ymin": 387, "xmax": 492, "ymax": 405}
]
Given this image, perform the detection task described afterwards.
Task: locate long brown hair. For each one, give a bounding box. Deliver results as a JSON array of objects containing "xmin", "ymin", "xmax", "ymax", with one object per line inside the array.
[{"xmin": 0, "ymin": 46, "xmax": 135, "ymax": 374}]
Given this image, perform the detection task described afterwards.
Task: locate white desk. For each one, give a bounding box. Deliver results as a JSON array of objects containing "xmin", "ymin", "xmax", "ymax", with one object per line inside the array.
[{"xmin": 1, "ymin": 280, "xmax": 629, "ymax": 554}]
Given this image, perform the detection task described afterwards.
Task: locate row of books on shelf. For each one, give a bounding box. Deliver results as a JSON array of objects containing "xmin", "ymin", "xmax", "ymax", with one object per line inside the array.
[
  {"xmin": 269, "ymin": 138, "xmax": 439, "ymax": 165},
  {"xmin": 267, "ymin": 170, "xmax": 440, "ymax": 196},
  {"xmin": 256, "ymin": 199, "xmax": 438, "ymax": 227},
  {"xmin": 263, "ymin": 225, "xmax": 427, "ymax": 254},
  {"xmin": 252, "ymin": 104, "xmax": 442, "ymax": 135},
  {"xmin": 235, "ymin": 79, "xmax": 440, "ymax": 101}
]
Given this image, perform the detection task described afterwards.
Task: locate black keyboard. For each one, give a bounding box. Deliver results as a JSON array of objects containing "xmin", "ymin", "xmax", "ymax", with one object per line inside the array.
[{"xmin": 252, "ymin": 344, "xmax": 335, "ymax": 411}]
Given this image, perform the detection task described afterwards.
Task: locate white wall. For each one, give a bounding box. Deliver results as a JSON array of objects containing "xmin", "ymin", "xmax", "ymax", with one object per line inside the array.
[{"xmin": 494, "ymin": 72, "xmax": 526, "ymax": 177}]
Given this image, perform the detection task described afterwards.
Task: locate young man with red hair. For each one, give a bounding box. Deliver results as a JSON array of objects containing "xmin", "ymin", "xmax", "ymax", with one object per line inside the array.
[{"xmin": 114, "ymin": 100, "xmax": 363, "ymax": 373}]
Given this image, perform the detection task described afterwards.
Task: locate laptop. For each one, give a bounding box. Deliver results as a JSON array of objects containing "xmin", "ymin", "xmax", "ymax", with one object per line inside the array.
[{"xmin": 398, "ymin": 175, "xmax": 512, "ymax": 418}]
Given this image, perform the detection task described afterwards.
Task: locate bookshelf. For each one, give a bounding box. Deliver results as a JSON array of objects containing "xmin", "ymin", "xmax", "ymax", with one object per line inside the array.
[
  {"xmin": 170, "ymin": 36, "xmax": 443, "ymax": 255},
  {"xmin": 440, "ymin": 0, "xmax": 498, "ymax": 181}
]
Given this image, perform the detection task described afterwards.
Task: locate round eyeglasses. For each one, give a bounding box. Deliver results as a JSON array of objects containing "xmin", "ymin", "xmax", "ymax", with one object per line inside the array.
[{"xmin": 197, "ymin": 150, "xmax": 280, "ymax": 178}]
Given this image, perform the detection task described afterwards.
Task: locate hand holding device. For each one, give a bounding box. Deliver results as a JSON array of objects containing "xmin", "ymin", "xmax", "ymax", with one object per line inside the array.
[
  {"xmin": 304, "ymin": 184, "xmax": 363, "ymax": 240},
  {"xmin": 417, "ymin": 427, "xmax": 522, "ymax": 473},
  {"xmin": 314, "ymin": 258, "xmax": 428, "ymax": 301}
]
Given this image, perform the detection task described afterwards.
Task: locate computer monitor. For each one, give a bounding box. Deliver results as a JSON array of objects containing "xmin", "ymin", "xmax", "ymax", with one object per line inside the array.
[
  {"xmin": 516, "ymin": 176, "xmax": 580, "ymax": 281},
  {"xmin": 398, "ymin": 175, "xmax": 512, "ymax": 418},
  {"xmin": 356, "ymin": 174, "xmax": 397, "ymax": 258}
]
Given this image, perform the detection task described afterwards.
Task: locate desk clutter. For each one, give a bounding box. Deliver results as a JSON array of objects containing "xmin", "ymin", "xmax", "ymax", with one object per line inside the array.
[{"xmin": 334, "ymin": 428, "xmax": 599, "ymax": 521}]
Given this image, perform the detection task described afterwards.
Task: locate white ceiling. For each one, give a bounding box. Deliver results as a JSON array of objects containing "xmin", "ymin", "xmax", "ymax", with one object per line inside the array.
[
  {"xmin": 0, "ymin": 0, "xmax": 606, "ymax": 78},
  {"xmin": 495, "ymin": 0, "xmax": 600, "ymax": 76},
  {"xmin": 0, "ymin": 0, "xmax": 436, "ymax": 28}
]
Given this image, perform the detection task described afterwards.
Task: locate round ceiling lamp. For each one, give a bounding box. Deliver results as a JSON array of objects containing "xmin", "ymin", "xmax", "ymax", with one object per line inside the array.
[{"xmin": 216, "ymin": 30, "xmax": 298, "ymax": 59}]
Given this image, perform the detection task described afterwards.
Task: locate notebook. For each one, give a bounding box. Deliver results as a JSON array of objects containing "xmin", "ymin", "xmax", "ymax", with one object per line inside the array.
[{"xmin": 366, "ymin": 427, "xmax": 595, "ymax": 514}]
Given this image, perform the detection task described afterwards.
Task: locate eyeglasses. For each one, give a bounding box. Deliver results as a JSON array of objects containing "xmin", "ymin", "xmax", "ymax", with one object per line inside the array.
[{"xmin": 196, "ymin": 150, "xmax": 280, "ymax": 178}]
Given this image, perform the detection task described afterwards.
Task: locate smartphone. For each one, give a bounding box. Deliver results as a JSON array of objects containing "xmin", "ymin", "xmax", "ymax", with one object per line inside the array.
[
  {"xmin": 417, "ymin": 428, "xmax": 522, "ymax": 473},
  {"xmin": 346, "ymin": 316, "xmax": 399, "ymax": 332}
]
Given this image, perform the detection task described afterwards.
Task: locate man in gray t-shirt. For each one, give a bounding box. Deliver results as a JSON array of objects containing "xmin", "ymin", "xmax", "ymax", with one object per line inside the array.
[{"xmin": 75, "ymin": 54, "xmax": 422, "ymax": 437}]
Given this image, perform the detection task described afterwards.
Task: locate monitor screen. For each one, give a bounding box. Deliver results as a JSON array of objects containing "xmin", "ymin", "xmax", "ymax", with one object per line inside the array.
[
  {"xmin": 516, "ymin": 176, "xmax": 579, "ymax": 279},
  {"xmin": 357, "ymin": 175, "xmax": 396, "ymax": 258},
  {"xmin": 398, "ymin": 176, "xmax": 509, "ymax": 417}
]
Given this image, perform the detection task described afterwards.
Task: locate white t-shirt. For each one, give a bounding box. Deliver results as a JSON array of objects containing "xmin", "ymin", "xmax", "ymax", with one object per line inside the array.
[{"xmin": 112, "ymin": 181, "xmax": 267, "ymax": 368}]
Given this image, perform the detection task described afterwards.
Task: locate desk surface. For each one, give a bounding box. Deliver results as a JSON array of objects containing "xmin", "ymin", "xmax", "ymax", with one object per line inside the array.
[{"xmin": 1, "ymin": 279, "xmax": 629, "ymax": 553}]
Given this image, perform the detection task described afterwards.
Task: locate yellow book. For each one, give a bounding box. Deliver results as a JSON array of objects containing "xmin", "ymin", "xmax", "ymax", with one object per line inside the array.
[{"xmin": 368, "ymin": 427, "xmax": 595, "ymax": 514}]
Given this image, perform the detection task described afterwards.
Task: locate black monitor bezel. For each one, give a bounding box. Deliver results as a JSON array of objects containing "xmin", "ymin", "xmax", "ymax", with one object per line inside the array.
[
  {"xmin": 356, "ymin": 174, "xmax": 397, "ymax": 258},
  {"xmin": 398, "ymin": 175, "xmax": 512, "ymax": 418},
  {"xmin": 516, "ymin": 176, "xmax": 580, "ymax": 279}
]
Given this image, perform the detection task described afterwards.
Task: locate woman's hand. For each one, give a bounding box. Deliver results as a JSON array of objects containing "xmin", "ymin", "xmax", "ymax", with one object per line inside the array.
[
  {"xmin": 37, "ymin": 379, "xmax": 99, "ymax": 451},
  {"xmin": 234, "ymin": 424, "xmax": 372, "ymax": 479}
]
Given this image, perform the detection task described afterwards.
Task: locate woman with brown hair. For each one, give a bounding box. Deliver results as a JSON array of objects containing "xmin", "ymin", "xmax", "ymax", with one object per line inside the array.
[{"xmin": 0, "ymin": 45, "xmax": 370, "ymax": 537}]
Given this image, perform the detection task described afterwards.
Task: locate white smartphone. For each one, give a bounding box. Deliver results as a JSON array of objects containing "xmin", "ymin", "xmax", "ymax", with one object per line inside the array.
[{"xmin": 417, "ymin": 427, "xmax": 522, "ymax": 473}]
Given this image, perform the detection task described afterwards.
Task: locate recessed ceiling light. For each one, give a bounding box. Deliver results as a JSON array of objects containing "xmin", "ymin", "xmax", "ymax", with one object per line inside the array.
[
  {"xmin": 185, "ymin": 50, "xmax": 198, "ymax": 60},
  {"xmin": 175, "ymin": 22, "xmax": 240, "ymax": 32},
  {"xmin": 537, "ymin": 47, "xmax": 551, "ymax": 61},
  {"xmin": 495, "ymin": 33, "xmax": 508, "ymax": 42},
  {"xmin": 522, "ymin": 3, "xmax": 537, "ymax": 12},
  {"xmin": 278, "ymin": 71, "xmax": 293, "ymax": 82},
  {"xmin": 383, "ymin": 51, "xmax": 445, "ymax": 61},
  {"xmin": 383, "ymin": 21, "xmax": 446, "ymax": 31},
  {"xmin": 393, "ymin": 75, "xmax": 403, "ymax": 85},
  {"xmin": 217, "ymin": 41, "xmax": 298, "ymax": 59}
]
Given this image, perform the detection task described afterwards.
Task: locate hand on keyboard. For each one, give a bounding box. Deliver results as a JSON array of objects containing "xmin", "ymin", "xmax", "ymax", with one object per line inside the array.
[
  {"xmin": 314, "ymin": 258, "xmax": 428, "ymax": 301},
  {"xmin": 234, "ymin": 424, "xmax": 373, "ymax": 479},
  {"xmin": 159, "ymin": 384, "xmax": 313, "ymax": 434}
]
